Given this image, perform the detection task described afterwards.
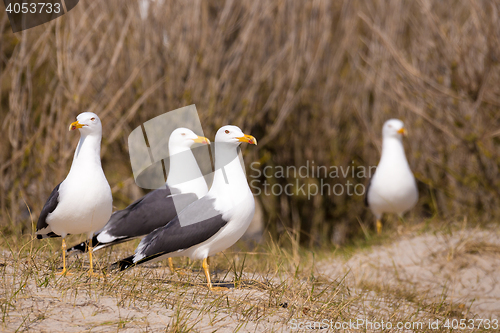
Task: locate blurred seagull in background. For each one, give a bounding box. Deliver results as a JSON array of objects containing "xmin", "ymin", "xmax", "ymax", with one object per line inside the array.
[
  {"xmin": 36, "ymin": 112, "xmax": 112, "ymax": 275},
  {"xmin": 114, "ymin": 125, "xmax": 257, "ymax": 291},
  {"xmin": 365, "ymin": 119, "xmax": 418, "ymax": 234},
  {"xmin": 67, "ymin": 128, "xmax": 210, "ymax": 273}
]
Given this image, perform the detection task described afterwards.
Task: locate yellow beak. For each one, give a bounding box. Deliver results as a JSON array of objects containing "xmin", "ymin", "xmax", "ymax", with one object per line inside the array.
[
  {"xmin": 192, "ymin": 136, "xmax": 210, "ymax": 144},
  {"xmin": 69, "ymin": 121, "xmax": 85, "ymax": 131},
  {"xmin": 237, "ymin": 134, "xmax": 257, "ymax": 145},
  {"xmin": 397, "ymin": 127, "xmax": 406, "ymax": 135}
]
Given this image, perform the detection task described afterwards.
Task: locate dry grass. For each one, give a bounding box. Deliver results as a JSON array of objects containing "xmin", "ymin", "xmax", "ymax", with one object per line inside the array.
[
  {"xmin": 1, "ymin": 1, "xmax": 499, "ymax": 331},
  {"xmin": 0, "ymin": 1, "xmax": 499, "ymax": 332},
  {"xmin": 1, "ymin": 218, "xmax": 498, "ymax": 332},
  {"xmin": 1, "ymin": 0, "xmax": 500, "ymax": 246}
]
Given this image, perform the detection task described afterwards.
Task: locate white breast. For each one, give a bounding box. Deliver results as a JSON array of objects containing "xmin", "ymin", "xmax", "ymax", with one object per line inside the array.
[{"xmin": 368, "ymin": 136, "xmax": 418, "ymax": 218}]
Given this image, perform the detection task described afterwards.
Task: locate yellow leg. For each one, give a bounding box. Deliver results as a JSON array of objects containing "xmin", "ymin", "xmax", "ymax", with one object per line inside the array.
[
  {"xmin": 57, "ymin": 239, "xmax": 71, "ymax": 275},
  {"xmin": 376, "ymin": 219, "xmax": 382, "ymax": 235},
  {"xmin": 87, "ymin": 240, "xmax": 100, "ymax": 277},
  {"xmin": 168, "ymin": 257, "xmax": 190, "ymax": 275},
  {"xmin": 202, "ymin": 257, "xmax": 213, "ymax": 289},
  {"xmin": 168, "ymin": 258, "xmax": 175, "ymax": 273},
  {"xmin": 202, "ymin": 257, "xmax": 228, "ymax": 291}
]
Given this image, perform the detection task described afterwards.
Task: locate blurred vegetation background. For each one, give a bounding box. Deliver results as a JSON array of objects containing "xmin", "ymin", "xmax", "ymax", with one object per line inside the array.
[{"xmin": 1, "ymin": 0, "xmax": 499, "ymax": 247}]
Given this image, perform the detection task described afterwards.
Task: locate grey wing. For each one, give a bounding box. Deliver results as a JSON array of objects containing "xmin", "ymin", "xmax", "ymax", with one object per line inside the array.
[
  {"xmin": 134, "ymin": 196, "xmax": 228, "ymax": 264},
  {"xmin": 99, "ymin": 186, "xmax": 199, "ymax": 241},
  {"xmin": 36, "ymin": 183, "xmax": 61, "ymax": 239}
]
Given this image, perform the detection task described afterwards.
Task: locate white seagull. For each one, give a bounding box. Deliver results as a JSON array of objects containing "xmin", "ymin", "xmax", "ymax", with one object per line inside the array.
[
  {"xmin": 67, "ymin": 128, "xmax": 210, "ymax": 272},
  {"xmin": 114, "ymin": 125, "xmax": 257, "ymax": 291},
  {"xmin": 36, "ymin": 112, "xmax": 113, "ymax": 275},
  {"xmin": 365, "ymin": 119, "xmax": 418, "ymax": 234}
]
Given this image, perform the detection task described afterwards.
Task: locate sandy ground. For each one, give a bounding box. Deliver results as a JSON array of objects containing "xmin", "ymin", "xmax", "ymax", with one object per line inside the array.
[
  {"xmin": 2, "ymin": 287, "xmax": 286, "ymax": 332},
  {"xmin": 2, "ymin": 226, "xmax": 499, "ymax": 332},
  {"xmin": 319, "ymin": 226, "xmax": 500, "ymax": 320}
]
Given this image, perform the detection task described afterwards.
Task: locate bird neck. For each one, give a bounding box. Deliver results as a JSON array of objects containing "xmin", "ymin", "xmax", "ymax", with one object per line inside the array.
[
  {"xmin": 210, "ymin": 144, "xmax": 250, "ymax": 196},
  {"xmin": 380, "ymin": 136, "xmax": 410, "ymax": 167},
  {"xmin": 166, "ymin": 146, "xmax": 207, "ymax": 198},
  {"xmin": 70, "ymin": 133, "xmax": 102, "ymax": 172}
]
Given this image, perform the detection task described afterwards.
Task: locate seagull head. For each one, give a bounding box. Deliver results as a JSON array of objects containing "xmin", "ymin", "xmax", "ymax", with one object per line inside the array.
[
  {"xmin": 69, "ymin": 112, "xmax": 102, "ymax": 135},
  {"xmin": 382, "ymin": 119, "xmax": 406, "ymax": 139},
  {"xmin": 215, "ymin": 125, "xmax": 257, "ymax": 146},
  {"xmin": 169, "ymin": 127, "xmax": 210, "ymax": 149}
]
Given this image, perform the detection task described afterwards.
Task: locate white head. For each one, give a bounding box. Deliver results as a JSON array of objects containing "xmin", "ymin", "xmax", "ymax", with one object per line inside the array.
[
  {"xmin": 69, "ymin": 112, "xmax": 102, "ymax": 136},
  {"xmin": 215, "ymin": 125, "xmax": 257, "ymax": 146},
  {"xmin": 382, "ymin": 119, "xmax": 406, "ymax": 140},
  {"xmin": 168, "ymin": 127, "xmax": 210, "ymax": 153},
  {"xmin": 166, "ymin": 127, "xmax": 210, "ymax": 197}
]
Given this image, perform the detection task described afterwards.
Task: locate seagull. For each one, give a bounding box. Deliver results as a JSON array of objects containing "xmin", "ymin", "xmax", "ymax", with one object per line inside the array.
[
  {"xmin": 67, "ymin": 128, "xmax": 210, "ymax": 272},
  {"xmin": 36, "ymin": 112, "xmax": 113, "ymax": 275},
  {"xmin": 365, "ymin": 119, "xmax": 418, "ymax": 234},
  {"xmin": 114, "ymin": 125, "xmax": 257, "ymax": 291}
]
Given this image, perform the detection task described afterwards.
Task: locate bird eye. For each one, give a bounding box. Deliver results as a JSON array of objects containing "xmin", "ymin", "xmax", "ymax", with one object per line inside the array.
[
  {"xmin": 225, "ymin": 130, "xmax": 230, "ymax": 134},
  {"xmin": 90, "ymin": 117, "xmax": 95, "ymax": 121}
]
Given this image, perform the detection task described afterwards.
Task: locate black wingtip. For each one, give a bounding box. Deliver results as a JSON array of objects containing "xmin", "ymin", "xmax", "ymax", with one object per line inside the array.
[
  {"xmin": 364, "ymin": 178, "xmax": 372, "ymax": 207},
  {"xmin": 36, "ymin": 232, "xmax": 60, "ymax": 239},
  {"xmin": 111, "ymin": 255, "xmax": 136, "ymax": 271},
  {"xmin": 67, "ymin": 235, "xmax": 100, "ymax": 255},
  {"xmin": 67, "ymin": 241, "xmax": 87, "ymax": 255}
]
